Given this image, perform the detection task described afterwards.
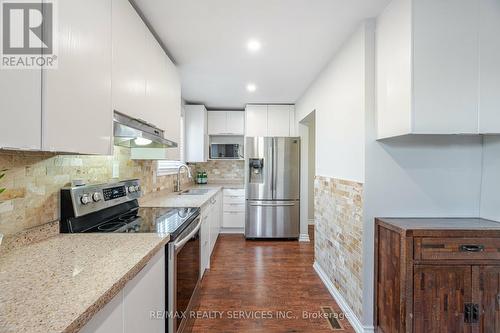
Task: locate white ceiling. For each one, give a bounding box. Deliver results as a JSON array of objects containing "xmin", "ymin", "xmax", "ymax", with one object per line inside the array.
[{"xmin": 133, "ymin": 0, "xmax": 390, "ymax": 109}]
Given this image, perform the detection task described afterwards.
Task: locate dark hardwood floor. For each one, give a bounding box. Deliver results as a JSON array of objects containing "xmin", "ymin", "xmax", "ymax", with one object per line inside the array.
[{"xmin": 191, "ymin": 226, "xmax": 355, "ymax": 333}]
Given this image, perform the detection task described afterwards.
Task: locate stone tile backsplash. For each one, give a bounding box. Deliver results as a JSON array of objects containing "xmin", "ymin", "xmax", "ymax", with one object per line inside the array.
[
  {"xmin": 190, "ymin": 160, "xmax": 245, "ymax": 184},
  {"xmin": 314, "ymin": 175, "xmax": 364, "ymax": 320},
  {"xmin": 0, "ymin": 147, "xmax": 191, "ymax": 236}
]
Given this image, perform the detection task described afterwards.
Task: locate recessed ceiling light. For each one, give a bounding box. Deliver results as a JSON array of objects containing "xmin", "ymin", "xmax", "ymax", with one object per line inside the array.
[
  {"xmin": 246, "ymin": 83, "xmax": 257, "ymax": 92},
  {"xmin": 247, "ymin": 39, "xmax": 261, "ymax": 52}
]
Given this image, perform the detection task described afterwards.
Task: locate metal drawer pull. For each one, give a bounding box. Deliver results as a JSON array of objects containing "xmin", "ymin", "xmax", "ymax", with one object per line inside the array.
[{"xmin": 459, "ymin": 244, "xmax": 485, "ymax": 252}]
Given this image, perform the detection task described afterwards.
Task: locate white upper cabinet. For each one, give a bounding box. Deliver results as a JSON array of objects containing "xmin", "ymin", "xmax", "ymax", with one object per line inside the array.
[
  {"xmin": 268, "ymin": 105, "xmax": 292, "ymax": 136},
  {"xmin": 112, "ymin": 0, "xmax": 181, "ymax": 151},
  {"xmin": 185, "ymin": 105, "xmax": 208, "ymax": 162},
  {"xmin": 245, "ymin": 104, "xmax": 295, "ymax": 137},
  {"xmin": 226, "ymin": 112, "xmax": 245, "ymax": 135},
  {"xmin": 478, "ymin": 0, "xmax": 500, "ymax": 134},
  {"xmin": 42, "ymin": 0, "xmax": 112, "ymax": 154},
  {"xmin": 377, "ymin": 0, "xmax": 500, "ymax": 138},
  {"xmin": 0, "ymin": 69, "xmax": 42, "ymax": 151},
  {"xmin": 112, "ymin": 0, "xmax": 146, "ymax": 121},
  {"xmin": 207, "ymin": 111, "xmax": 228, "ymax": 135},
  {"xmin": 245, "ymin": 105, "xmax": 269, "ymax": 137},
  {"xmin": 207, "ymin": 111, "xmax": 245, "ymax": 135}
]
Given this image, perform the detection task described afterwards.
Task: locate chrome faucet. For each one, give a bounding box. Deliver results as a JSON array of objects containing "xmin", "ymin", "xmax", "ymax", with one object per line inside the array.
[{"xmin": 175, "ymin": 163, "xmax": 193, "ymax": 192}]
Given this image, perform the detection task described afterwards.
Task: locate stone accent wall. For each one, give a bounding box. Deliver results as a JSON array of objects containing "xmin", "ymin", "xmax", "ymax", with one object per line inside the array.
[
  {"xmin": 0, "ymin": 147, "xmax": 192, "ymax": 236},
  {"xmin": 191, "ymin": 160, "xmax": 245, "ymax": 183},
  {"xmin": 314, "ymin": 175, "xmax": 364, "ymax": 320}
]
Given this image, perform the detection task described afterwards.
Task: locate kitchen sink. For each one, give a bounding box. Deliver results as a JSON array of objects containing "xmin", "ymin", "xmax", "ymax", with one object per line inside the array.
[{"xmin": 178, "ymin": 189, "xmax": 211, "ymax": 196}]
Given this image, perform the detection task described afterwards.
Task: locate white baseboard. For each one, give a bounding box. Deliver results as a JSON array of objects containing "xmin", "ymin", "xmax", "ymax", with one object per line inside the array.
[
  {"xmin": 313, "ymin": 261, "xmax": 374, "ymax": 333},
  {"xmin": 308, "ymin": 218, "xmax": 315, "ymax": 225},
  {"xmin": 298, "ymin": 233, "xmax": 310, "ymax": 242},
  {"xmin": 219, "ymin": 227, "xmax": 244, "ymax": 234}
]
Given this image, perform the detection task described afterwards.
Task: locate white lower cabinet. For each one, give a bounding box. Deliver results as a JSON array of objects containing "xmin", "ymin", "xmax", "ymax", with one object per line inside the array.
[
  {"xmin": 222, "ymin": 189, "xmax": 245, "ymax": 232},
  {"xmin": 209, "ymin": 191, "xmax": 222, "ymax": 255},
  {"xmin": 81, "ymin": 249, "xmax": 165, "ymax": 333},
  {"xmin": 200, "ymin": 212, "xmax": 211, "ymax": 275},
  {"xmin": 200, "ymin": 190, "xmax": 223, "ymax": 276}
]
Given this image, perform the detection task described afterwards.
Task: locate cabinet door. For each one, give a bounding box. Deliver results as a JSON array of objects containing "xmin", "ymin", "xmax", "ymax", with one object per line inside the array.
[
  {"xmin": 0, "ymin": 69, "xmax": 41, "ymax": 150},
  {"xmin": 226, "ymin": 112, "xmax": 245, "ymax": 135},
  {"xmin": 412, "ymin": 0, "xmax": 479, "ymax": 134},
  {"xmin": 223, "ymin": 212, "xmax": 245, "ymax": 228},
  {"xmin": 288, "ymin": 106, "xmax": 296, "ymax": 136},
  {"xmin": 267, "ymin": 105, "xmax": 291, "ymax": 136},
  {"xmin": 245, "ymin": 105, "xmax": 268, "ymax": 137},
  {"xmin": 472, "ymin": 266, "xmax": 500, "ymax": 333},
  {"xmin": 207, "ymin": 111, "xmax": 227, "ymax": 135},
  {"xmin": 185, "ymin": 105, "xmax": 208, "ymax": 162},
  {"xmin": 478, "ymin": 0, "xmax": 500, "ymax": 134},
  {"xmin": 123, "ymin": 249, "xmax": 165, "ymax": 333},
  {"xmin": 162, "ymin": 54, "xmax": 181, "ymax": 161},
  {"xmin": 42, "ymin": 0, "xmax": 112, "ymax": 154},
  {"xmin": 112, "ymin": 0, "xmax": 146, "ymax": 121},
  {"xmin": 80, "ymin": 290, "xmax": 124, "ymax": 333},
  {"xmin": 413, "ymin": 265, "xmax": 471, "ymax": 333},
  {"xmin": 200, "ymin": 213, "xmax": 210, "ymax": 274}
]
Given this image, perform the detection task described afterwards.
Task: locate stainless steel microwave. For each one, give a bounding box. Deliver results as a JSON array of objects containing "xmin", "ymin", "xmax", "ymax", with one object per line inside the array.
[{"xmin": 209, "ymin": 143, "xmax": 243, "ymax": 159}]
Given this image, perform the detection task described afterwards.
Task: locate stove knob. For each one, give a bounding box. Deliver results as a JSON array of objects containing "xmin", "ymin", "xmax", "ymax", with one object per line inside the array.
[
  {"xmin": 135, "ymin": 185, "xmax": 140, "ymax": 192},
  {"xmin": 128, "ymin": 186, "xmax": 136, "ymax": 193},
  {"xmin": 80, "ymin": 194, "xmax": 91, "ymax": 205},
  {"xmin": 92, "ymin": 192, "xmax": 102, "ymax": 202}
]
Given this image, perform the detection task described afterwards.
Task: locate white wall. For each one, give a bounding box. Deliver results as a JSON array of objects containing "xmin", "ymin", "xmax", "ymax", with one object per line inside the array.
[
  {"xmin": 296, "ymin": 25, "xmax": 367, "ymax": 183},
  {"xmin": 480, "ymin": 136, "xmax": 500, "ymax": 221},
  {"xmin": 308, "ymin": 117, "xmax": 316, "ymax": 221}
]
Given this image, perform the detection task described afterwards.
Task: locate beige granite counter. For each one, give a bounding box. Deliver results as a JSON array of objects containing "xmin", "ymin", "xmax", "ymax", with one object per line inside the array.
[
  {"xmin": 0, "ymin": 233, "xmax": 169, "ymax": 333},
  {"xmin": 139, "ymin": 183, "xmax": 244, "ymax": 208}
]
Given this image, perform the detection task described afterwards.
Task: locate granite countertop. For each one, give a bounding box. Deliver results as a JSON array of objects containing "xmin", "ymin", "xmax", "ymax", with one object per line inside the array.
[
  {"xmin": 139, "ymin": 183, "xmax": 244, "ymax": 208},
  {"xmin": 0, "ymin": 233, "xmax": 170, "ymax": 333}
]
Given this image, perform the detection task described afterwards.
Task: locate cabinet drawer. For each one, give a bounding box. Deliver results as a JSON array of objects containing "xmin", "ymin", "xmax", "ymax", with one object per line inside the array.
[
  {"xmin": 223, "ymin": 211, "xmax": 245, "ymax": 228},
  {"xmin": 223, "ymin": 189, "xmax": 244, "ymax": 197},
  {"xmin": 415, "ymin": 238, "xmax": 500, "ymax": 260},
  {"xmin": 223, "ymin": 195, "xmax": 245, "ymax": 204},
  {"xmin": 223, "ymin": 203, "xmax": 245, "ymax": 212}
]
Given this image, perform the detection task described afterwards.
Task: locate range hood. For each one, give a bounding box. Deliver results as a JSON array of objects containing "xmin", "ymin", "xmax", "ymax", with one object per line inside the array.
[{"xmin": 113, "ymin": 111, "xmax": 178, "ymax": 149}]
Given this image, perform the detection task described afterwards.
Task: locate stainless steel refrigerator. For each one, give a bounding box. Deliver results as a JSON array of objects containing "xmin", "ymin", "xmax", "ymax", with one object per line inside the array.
[{"xmin": 245, "ymin": 137, "xmax": 300, "ymax": 238}]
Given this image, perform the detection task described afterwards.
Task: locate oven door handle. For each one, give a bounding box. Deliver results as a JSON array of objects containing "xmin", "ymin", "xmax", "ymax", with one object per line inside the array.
[{"xmin": 174, "ymin": 218, "xmax": 202, "ymax": 251}]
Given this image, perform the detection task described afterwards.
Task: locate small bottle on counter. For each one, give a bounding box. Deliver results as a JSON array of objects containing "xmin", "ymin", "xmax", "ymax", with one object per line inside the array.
[
  {"xmin": 202, "ymin": 171, "xmax": 208, "ymax": 184},
  {"xmin": 196, "ymin": 172, "xmax": 202, "ymax": 184}
]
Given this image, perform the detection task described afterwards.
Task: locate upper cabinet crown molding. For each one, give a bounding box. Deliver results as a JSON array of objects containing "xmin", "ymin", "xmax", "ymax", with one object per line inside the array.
[
  {"xmin": 376, "ymin": 0, "xmax": 500, "ymax": 139},
  {"xmin": 207, "ymin": 111, "xmax": 245, "ymax": 136},
  {"xmin": 245, "ymin": 104, "xmax": 296, "ymax": 137}
]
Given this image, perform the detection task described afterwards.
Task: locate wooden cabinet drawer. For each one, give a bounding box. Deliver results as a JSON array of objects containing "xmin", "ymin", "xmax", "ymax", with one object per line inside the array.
[
  {"xmin": 415, "ymin": 238, "xmax": 500, "ymax": 260},
  {"xmin": 223, "ymin": 203, "xmax": 245, "ymax": 212}
]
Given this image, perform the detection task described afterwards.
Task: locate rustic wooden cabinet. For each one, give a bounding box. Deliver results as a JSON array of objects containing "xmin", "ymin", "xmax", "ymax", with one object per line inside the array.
[{"xmin": 375, "ymin": 218, "xmax": 500, "ymax": 333}]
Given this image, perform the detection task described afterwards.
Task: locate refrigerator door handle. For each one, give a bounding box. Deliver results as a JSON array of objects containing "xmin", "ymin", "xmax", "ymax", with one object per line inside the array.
[
  {"xmin": 272, "ymin": 138, "xmax": 277, "ymax": 198},
  {"xmin": 248, "ymin": 201, "xmax": 296, "ymax": 207}
]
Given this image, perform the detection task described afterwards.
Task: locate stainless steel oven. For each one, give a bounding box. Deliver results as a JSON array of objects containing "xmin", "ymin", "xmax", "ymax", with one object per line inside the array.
[{"xmin": 167, "ymin": 216, "xmax": 201, "ymax": 333}]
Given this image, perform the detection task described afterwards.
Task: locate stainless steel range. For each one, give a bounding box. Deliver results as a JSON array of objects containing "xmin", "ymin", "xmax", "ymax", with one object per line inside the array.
[{"xmin": 60, "ymin": 179, "xmax": 201, "ymax": 333}]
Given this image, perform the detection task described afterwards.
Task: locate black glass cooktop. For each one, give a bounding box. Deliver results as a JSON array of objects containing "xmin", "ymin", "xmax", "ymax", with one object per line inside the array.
[{"xmin": 85, "ymin": 207, "xmax": 200, "ymax": 240}]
